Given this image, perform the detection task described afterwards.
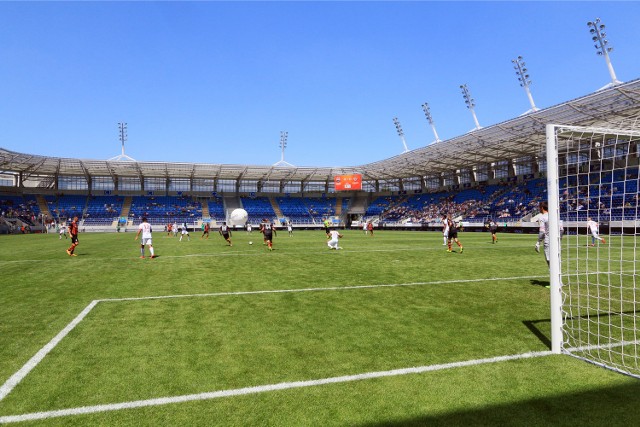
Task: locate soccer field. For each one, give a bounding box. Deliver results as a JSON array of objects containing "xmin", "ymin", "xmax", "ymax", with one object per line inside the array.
[{"xmin": 1, "ymin": 230, "xmax": 639, "ymax": 426}]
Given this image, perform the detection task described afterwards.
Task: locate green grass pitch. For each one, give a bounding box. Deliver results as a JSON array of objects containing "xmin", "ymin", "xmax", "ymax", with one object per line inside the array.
[{"xmin": 1, "ymin": 229, "xmax": 640, "ymax": 426}]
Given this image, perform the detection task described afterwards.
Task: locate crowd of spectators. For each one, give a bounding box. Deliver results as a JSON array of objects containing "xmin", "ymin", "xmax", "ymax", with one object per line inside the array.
[{"xmin": 0, "ymin": 198, "xmax": 40, "ymax": 225}]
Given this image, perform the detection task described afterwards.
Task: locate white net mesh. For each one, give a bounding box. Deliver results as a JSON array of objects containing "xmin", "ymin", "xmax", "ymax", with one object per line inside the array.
[{"xmin": 553, "ymin": 120, "xmax": 640, "ymax": 378}]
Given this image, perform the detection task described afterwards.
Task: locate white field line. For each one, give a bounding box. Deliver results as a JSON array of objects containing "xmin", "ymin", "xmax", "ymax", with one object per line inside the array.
[
  {"xmin": 0, "ymin": 300, "xmax": 99, "ymax": 402},
  {"xmin": 102, "ymin": 275, "xmax": 547, "ymax": 302},
  {"xmin": 0, "ymin": 350, "xmax": 553, "ymax": 424},
  {"xmin": 0, "ymin": 274, "xmax": 547, "ymax": 420}
]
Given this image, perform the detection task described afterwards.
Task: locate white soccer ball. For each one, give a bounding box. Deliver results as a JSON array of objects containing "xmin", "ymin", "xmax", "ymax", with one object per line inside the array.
[
  {"xmin": 229, "ymin": 208, "xmax": 249, "ymax": 226},
  {"xmin": 249, "ymin": 241, "xmax": 253, "ymax": 245}
]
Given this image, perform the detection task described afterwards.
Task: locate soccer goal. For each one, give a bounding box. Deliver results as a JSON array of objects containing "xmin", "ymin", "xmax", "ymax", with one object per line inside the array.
[{"xmin": 546, "ymin": 121, "xmax": 640, "ymax": 378}]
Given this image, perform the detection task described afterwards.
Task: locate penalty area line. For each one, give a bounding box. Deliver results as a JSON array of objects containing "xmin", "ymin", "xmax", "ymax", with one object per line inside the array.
[
  {"xmin": 0, "ymin": 274, "xmax": 545, "ymax": 407},
  {"xmin": 0, "ymin": 350, "xmax": 553, "ymax": 424},
  {"xmin": 101, "ymin": 275, "xmax": 547, "ymax": 302}
]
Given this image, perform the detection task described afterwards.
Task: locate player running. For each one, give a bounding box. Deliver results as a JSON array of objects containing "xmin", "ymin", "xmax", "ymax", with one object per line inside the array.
[
  {"xmin": 58, "ymin": 222, "xmax": 67, "ymax": 240},
  {"xmin": 179, "ymin": 222, "xmax": 190, "ymax": 241},
  {"xmin": 135, "ymin": 217, "xmax": 156, "ymax": 259},
  {"xmin": 201, "ymin": 222, "xmax": 210, "ymax": 239},
  {"xmin": 587, "ymin": 217, "xmax": 605, "ymax": 246},
  {"xmin": 446, "ymin": 216, "xmax": 463, "ymax": 254},
  {"xmin": 323, "ymin": 218, "xmax": 331, "ymax": 237},
  {"xmin": 260, "ymin": 218, "xmax": 276, "ymax": 251},
  {"xmin": 441, "ymin": 214, "xmax": 449, "ymax": 245},
  {"xmin": 488, "ymin": 219, "xmax": 498, "ymax": 244},
  {"xmin": 66, "ymin": 217, "xmax": 79, "ymax": 257},
  {"xmin": 219, "ymin": 222, "xmax": 232, "ymax": 246}
]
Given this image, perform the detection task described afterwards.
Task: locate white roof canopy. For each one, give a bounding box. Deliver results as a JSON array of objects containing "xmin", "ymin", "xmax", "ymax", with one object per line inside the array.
[{"xmin": 2, "ymin": 79, "xmax": 640, "ymax": 184}]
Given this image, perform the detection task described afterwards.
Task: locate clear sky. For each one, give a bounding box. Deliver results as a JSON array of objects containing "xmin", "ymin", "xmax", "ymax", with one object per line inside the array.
[{"xmin": 1, "ymin": 1, "xmax": 639, "ymax": 168}]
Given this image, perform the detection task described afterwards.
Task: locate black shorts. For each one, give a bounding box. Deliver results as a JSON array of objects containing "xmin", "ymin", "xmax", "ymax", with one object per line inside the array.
[
  {"xmin": 71, "ymin": 235, "xmax": 79, "ymax": 244},
  {"xmin": 222, "ymin": 232, "xmax": 230, "ymax": 239},
  {"xmin": 448, "ymin": 231, "xmax": 458, "ymax": 239},
  {"xmin": 263, "ymin": 232, "xmax": 273, "ymax": 240}
]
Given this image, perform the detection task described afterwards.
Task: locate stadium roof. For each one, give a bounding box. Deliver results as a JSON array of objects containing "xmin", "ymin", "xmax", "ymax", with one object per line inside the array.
[{"xmin": 2, "ymin": 78, "xmax": 640, "ymax": 184}]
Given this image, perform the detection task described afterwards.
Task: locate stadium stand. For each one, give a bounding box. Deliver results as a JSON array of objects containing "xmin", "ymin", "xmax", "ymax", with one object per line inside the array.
[
  {"xmin": 129, "ymin": 196, "xmax": 202, "ymax": 226},
  {"xmin": 47, "ymin": 195, "xmax": 85, "ymax": 222},
  {"xmin": 0, "ymin": 194, "xmax": 41, "ymax": 225},
  {"xmin": 241, "ymin": 197, "xmax": 276, "ymax": 224},
  {"xmin": 276, "ymin": 197, "xmax": 312, "ymax": 224},
  {"xmin": 206, "ymin": 198, "xmax": 226, "ymax": 222},
  {"xmin": 83, "ymin": 196, "xmax": 125, "ymax": 226}
]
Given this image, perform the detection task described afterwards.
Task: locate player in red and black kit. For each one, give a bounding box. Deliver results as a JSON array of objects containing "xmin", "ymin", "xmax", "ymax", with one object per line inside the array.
[
  {"xmin": 66, "ymin": 216, "xmax": 79, "ymax": 257},
  {"xmin": 446, "ymin": 215, "xmax": 464, "ymax": 254},
  {"xmin": 219, "ymin": 222, "xmax": 232, "ymax": 246},
  {"xmin": 260, "ymin": 218, "xmax": 277, "ymax": 251},
  {"xmin": 201, "ymin": 222, "xmax": 210, "ymax": 239}
]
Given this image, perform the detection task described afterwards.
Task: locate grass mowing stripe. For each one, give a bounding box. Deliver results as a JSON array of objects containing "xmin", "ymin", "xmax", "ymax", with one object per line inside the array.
[
  {"xmin": 0, "ymin": 350, "xmax": 553, "ymax": 424},
  {"xmin": 0, "ymin": 274, "xmax": 546, "ymax": 406},
  {"xmin": 102, "ymin": 275, "xmax": 547, "ymax": 302},
  {"xmin": 0, "ymin": 242, "xmax": 548, "ymax": 265},
  {"xmin": 0, "ymin": 301, "xmax": 99, "ymax": 402}
]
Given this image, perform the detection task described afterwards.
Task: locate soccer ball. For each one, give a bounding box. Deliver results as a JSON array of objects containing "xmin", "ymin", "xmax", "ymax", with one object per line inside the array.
[
  {"xmin": 229, "ymin": 208, "xmax": 249, "ymax": 226},
  {"xmin": 249, "ymin": 241, "xmax": 253, "ymax": 245}
]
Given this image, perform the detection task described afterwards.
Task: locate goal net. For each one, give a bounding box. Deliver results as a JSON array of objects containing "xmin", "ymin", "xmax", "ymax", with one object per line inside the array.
[{"xmin": 546, "ymin": 121, "xmax": 640, "ymax": 378}]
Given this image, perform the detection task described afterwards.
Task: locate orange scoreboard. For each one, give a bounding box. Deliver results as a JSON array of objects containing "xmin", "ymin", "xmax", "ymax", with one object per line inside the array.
[{"xmin": 334, "ymin": 174, "xmax": 362, "ymax": 191}]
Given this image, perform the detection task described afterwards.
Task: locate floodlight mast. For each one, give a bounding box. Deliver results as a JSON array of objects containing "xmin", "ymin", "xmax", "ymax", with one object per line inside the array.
[
  {"xmin": 421, "ymin": 103, "xmax": 441, "ymax": 144},
  {"xmin": 393, "ymin": 117, "xmax": 409, "ymax": 153},
  {"xmin": 587, "ymin": 18, "xmax": 621, "ymax": 87},
  {"xmin": 460, "ymin": 84, "xmax": 481, "ymax": 130},
  {"xmin": 108, "ymin": 122, "xmax": 136, "ymax": 161},
  {"xmin": 119, "ymin": 122, "xmax": 127, "ymax": 156},
  {"xmin": 512, "ymin": 56, "xmax": 539, "ymax": 113},
  {"xmin": 273, "ymin": 131, "xmax": 294, "ymax": 167}
]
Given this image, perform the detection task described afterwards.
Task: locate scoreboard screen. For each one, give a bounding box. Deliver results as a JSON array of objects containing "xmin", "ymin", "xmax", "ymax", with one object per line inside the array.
[{"xmin": 334, "ymin": 174, "xmax": 362, "ymax": 191}]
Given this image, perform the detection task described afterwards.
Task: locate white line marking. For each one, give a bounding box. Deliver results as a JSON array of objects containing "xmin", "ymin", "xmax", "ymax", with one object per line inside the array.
[
  {"xmin": 102, "ymin": 275, "xmax": 547, "ymax": 302},
  {"xmin": 0, "ymin": 274, "xmax": 546, "ymax": 407},
  {"xmin": 0, "ymin": 351, "xmax": 552, "ymax": 424},
  {"xmin": 0, "ymin": 300, "xmax": 99, "ymax": 402}
]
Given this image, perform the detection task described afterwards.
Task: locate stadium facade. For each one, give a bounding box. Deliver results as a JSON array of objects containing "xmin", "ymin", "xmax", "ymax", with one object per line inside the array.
[{"xmin": 1, "ymin": 79, "xmax": 639, "ymax": 231}]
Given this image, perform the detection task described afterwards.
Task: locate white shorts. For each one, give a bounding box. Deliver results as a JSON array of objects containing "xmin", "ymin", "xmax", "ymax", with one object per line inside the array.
[{"xmin": 141, "ymin": 237, "xmax": 152, "ymax": 246}]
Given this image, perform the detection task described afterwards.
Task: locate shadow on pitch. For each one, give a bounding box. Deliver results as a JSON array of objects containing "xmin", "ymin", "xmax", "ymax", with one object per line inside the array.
[
  {"xmin": 522, "ymin": 318, "xmax": 552, "ymax": 350},
  {"xmin": 529, "ymin": 279, "xmax": 550, "ymax": 288},
  {"xmin": 357, "ymin": 382, "xmax": 640, "ymax": 427}
]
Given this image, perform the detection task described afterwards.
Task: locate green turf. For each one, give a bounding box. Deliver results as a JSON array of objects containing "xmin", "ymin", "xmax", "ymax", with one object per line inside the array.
[{"xmin": 1, "ymin": 230, "xmax": 639, "ymax": 426}]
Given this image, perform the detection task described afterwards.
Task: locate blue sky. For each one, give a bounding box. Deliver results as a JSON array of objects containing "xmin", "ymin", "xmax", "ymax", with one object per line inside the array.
[{"xmin": 1, "ymin": 1, "xmax": 639, "ymax": 167}]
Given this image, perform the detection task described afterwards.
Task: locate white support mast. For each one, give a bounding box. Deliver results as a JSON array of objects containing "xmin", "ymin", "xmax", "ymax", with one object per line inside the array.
[
  {"xmin": 108, "ymin": 122, "xmax": 136, "ymax": 161},
  {"xmin": 393, "ymin": 117, "xmax": 409, "ymax": 153}
]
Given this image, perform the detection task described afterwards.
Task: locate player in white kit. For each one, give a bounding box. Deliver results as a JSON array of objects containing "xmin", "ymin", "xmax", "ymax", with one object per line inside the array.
[
  {"xmin": 327, "ymin": 229, "xmax": 343, "ymax": 250},
  {"xmin": 135, "ymin": 217, "xmax": 156, "ymax": 259},
  {"xmin": 587, "ymin": 217, "xmax": 605, "ymax": 246},
  {"xmin": 441, "ymin": 214, "xmax": 449, "ymax": 245}
]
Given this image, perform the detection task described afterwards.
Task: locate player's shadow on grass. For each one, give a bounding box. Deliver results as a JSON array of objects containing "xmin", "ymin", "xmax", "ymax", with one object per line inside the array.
[{"xmin": 530, "ymin": 279, "xmax": 549, "ymax": 288}]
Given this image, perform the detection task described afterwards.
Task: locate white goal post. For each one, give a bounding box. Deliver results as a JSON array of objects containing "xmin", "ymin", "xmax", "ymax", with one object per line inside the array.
[{"xmin": 546, "ymin": 121, "xmax": 640, "ymax": 378}]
